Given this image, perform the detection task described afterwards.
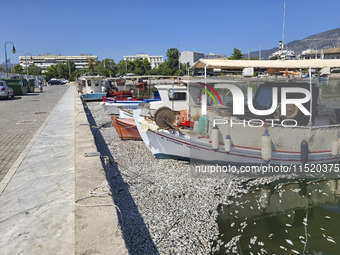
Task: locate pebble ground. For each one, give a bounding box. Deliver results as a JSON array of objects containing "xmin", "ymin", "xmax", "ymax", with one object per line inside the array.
[{"xmin": 85, "ymin": 102, "xmax": 276, "ymax": 254}]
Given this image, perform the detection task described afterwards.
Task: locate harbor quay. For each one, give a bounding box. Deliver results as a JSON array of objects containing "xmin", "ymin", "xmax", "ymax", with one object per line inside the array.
[
  {"xmin": 0, "ymin": 84, "xmax": 127, "ymax": 254},
  {"xmin": 0, "ymin": 81, "xmax": 239, "ymax": 254},
  {"xmin": 1, "ymin": 77, "xmax": 340, "ymax": 254}
]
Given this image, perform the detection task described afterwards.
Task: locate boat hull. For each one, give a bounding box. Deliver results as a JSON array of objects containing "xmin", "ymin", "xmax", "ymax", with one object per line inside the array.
[
  {"xmin": 133, "ymin": 110, "xmax": 340, "ymax": 166},
  {"xmin": 81, "ymin": 93, "xmax": 106, "ymax": 101},
  {"xmin": 105, "ymin": 101, "xmax": 140, "ymax": 115},
  {"xmin": 111, "ymin": 116, "xmax": 141, "ymax": 140}
]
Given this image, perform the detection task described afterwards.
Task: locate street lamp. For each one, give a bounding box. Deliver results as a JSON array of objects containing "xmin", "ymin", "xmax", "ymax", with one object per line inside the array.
[
  {"xmin": 25, "ymin": 53, "xmax": 32, "ymax": 77},
  {"xmin": 4, "ymin": 41, "xmax": 16, "ymax": 77}
]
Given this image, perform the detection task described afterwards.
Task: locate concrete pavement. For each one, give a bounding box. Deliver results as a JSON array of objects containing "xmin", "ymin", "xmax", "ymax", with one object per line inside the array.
[
  {"xmin": 0, "ymin": 85, "xmax": 127, "ymax": 254},
  {"xmin": 0, "ymin": 85, "xmax": 68, "ymax": 182}
]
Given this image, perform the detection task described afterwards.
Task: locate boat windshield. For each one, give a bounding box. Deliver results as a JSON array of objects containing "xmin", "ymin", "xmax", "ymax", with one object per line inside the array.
[{"xmin": 253, "ymin": 87, "xmax": 273, "ymax": 108}]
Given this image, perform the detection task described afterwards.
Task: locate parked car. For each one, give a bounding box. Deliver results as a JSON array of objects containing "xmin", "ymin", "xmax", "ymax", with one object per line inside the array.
[
  {"xmin": 48, "ymin": 79, "xmax": 63, "ymax": 85},
  {"xmin": 0, "ymin": 80, "xmax": 15, "ymax": 99},
  {"xmin": 60, "ymin": 79, "xmax": 69, "ymax": 84}
]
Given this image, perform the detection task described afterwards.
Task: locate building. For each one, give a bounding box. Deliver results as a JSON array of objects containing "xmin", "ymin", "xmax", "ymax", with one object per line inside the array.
[
  {"xmin": 270, "ymin": 49, "xmax": 296, "ymax": 60},
  {"xmin": 300, "ymin": 49, "xmax": 319, "ymax": 59},
  {"xmin": 300, "ymin": 47, "xmax": 340, "ymax": 60},
  {"xmin": 179, "ymin": 51, "xmax": 204, "ymax": 66},
  {"xmin": 19, "ymin": 54, "xmax": 98, "ymax": 72},
  {"xmin": 123, "ymin": 54, "xmax": 164, "ymax": 69},
  {"xmin": 204, "ymin": 53, "xmax": 226, "ymax": 59}
]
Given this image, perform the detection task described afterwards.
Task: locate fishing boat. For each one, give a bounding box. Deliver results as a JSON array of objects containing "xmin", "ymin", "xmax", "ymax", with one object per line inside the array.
[
  {"xmin": 119, "ymin": 108, "xmax": 134, "ymax": 118},
  {"xmin": 102, "ymin": 91, "xmax": 136, "ymax": 102},
  {"xmin": 134, "ymin": 77, "xmax": 340, "ymax": 166},
  {"xmin": 78, "ymin": 75, "xmax": 106, "ymax": 101},
  {"xmin": 111, "ymin": 115, "xmax": 141, "ymax": 140},
  {"xmin": 105, "ymin": 98, "xmax": 161, "ymax": 115}
]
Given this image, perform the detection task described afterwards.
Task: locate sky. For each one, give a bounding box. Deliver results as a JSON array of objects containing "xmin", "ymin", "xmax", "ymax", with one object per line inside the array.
[{"xmin": 1, "ymin": 0, "xmax": 339, "ymax": 64}]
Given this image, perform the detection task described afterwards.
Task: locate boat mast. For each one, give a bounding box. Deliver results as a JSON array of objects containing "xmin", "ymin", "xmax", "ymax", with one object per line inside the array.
[{"xmin": 282, "ymin": 1, "xmax": 286, "ymax": 50}]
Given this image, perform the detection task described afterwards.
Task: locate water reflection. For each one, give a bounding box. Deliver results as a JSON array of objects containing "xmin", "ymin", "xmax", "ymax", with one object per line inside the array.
[{"xmin": 215, "ymin": 179, "xmax": 340, "ymax": 254}]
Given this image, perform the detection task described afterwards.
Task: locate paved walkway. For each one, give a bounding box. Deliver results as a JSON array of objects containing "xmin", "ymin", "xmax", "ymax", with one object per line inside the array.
[
  {"xmin": 0, "ymin": 85, "xmax": 68, "ymax": 182},
  {"xmin": 0, "ymin": 86, "xmax": 75, "ymax": 254},
  {"xmin": 0, "ymin": 85, "xmax": 127, "ymax": 254}
]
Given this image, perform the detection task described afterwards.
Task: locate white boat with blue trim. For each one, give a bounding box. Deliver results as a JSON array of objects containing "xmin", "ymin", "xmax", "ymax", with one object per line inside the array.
[{"xmin": 134, "ymin": 76, "xmax": 340, "ymax": 166}]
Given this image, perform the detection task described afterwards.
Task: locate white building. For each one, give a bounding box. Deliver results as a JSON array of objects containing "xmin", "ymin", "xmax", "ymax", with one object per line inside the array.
[
  {"xmin": 270, "ymin": 49, "xmax": 296, "ymax": 60},
  {"xmin": 123, "ymin": 54, "xmax": 164, "ymax": 69},
  {"xmin": 19, "ymin": 54, "xmax": 98, "ymax": 72},
  {"xmin": 204, "ymin": 53, "xmax": 226, "ymax": 59},
  {"xmin": 300, "ymin": 47, "xmax": 340, "ymax": 60},
  {"xmin": 179, "ymin": 51, "xmax": 204, "ymax": 66}
]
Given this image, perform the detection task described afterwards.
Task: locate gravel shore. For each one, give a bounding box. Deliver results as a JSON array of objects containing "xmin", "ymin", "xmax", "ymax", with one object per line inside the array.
[{"xmin": 85, "ymin": 101, "xmax": 274, "ymax": 254}]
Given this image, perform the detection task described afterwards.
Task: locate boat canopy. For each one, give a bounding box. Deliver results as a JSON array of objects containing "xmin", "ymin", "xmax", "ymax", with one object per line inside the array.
[{"xmin": 192, "ymin": 59, "xmax": 340, "ymax": 70}]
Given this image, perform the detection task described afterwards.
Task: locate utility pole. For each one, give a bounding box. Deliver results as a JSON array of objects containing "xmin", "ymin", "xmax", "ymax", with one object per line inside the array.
[
  {"xmin": 259, "ymin": 44, "xmax": 261, "ymax": 60},
  {"xmin": 282, "ymin": 1, "xmax": 286, "ymax": 51}
]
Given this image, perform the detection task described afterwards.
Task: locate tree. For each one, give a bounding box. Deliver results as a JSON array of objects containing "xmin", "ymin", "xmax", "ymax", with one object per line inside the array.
[
  {"xmin": 57, "ymin": 63, "xmax": 68, "ymax": 78},
  {"xmin": 87, "ymin": 58, "xmax": 96, "ymax": 74},
  {"xmin": 166, "ymin": 48, "xmax": 180, "ymax": 74},
  {"xmin": 95, "ymin": 59, "xmax": 116, "ymax": 77},
  {"xmin": 65, "ymin": 60, "xmax": 76, "ymax": 80},
  {"xmin": 116, "ymin": 60, "xmax": 127, "ymax": 76},
  {"xmin": 104, "ymin": 59, "xmax": 116, "ymax": 77},
  {"xmin": 28, "ymin": 64, "xmax": 42, "ymax": 75},
  {"xmin": 13, "ymin": 64, "xmax": 23, "ymax": 74},
  {"xmin": 141, "ymin": 58, "xmax": 151, "ymax": 74},
  {"xmin": 229, "ymin": 48, "xmax": 243, "ymax": 60},
  {"xmin": 133, "ymin": 58, "xmax": 143, "ymax": 75},
  {"xmin": 174, "ymin": 69, "xmax": 184, "ymax": 76},
  {"xmin": 45, "ymin": 65, "xmax": 58, "ymax": 80},
  {"xmin": 157, "ymin": 62, "xmax": 172, "ymax": 76}
]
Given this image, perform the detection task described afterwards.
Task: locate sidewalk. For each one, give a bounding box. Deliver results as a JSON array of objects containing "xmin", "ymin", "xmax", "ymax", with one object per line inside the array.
[{"xmin": 0, "ymin": 85, "xmax": 127, "ymax": 254}]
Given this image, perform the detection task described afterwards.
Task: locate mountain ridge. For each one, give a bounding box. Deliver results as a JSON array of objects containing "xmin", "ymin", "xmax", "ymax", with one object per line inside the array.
[{"xmin": 249, "ymin": 28, "xmax": 340, "ymax": 59}]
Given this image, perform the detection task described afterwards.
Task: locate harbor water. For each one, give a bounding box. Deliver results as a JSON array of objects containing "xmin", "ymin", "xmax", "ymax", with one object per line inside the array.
[{"xmin": 214, "ymin": 78, "xmax": 340, "ymax": 254}]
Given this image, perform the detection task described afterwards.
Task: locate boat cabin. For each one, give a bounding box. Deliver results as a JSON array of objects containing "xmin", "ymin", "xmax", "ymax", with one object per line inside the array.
[
  {"xmin": 246, "ymin": 82, "xmax": 319, "ymax": 126},
  {"xmin": 78, "ymin": 76, "xmax": 105, "ymax": 94}
]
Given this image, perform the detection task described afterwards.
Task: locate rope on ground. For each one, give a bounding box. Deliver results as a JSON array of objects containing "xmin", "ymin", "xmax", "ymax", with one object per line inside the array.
[
  {"xmin": 75, "ymin": 181, "xmax": 116, "ymax": 208},
  {"xmin": 75, "ymin": 181, "xmax": 125, "ymax": 235}
]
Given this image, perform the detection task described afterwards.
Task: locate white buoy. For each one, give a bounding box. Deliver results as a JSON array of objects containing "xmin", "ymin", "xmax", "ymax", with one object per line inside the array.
[
  {"xmin": 335, "ymin": 180, "xmax": 340, "ymax": 197},
  {"xmin": 211, "ymin": 126, "xmax": 219, "ymax": 151},
  {"xmin": 329, "ymin": 179, "xmax": 337, "ymax": 194},
  {"xmin": 332, "ymin": 139, "xmax": 339, "ymax": 156},
  {"xmin": 224, "ymin": 135, "xmax": 231, "ymax": 153},
  {"xmin": 336, "ymin": 180, "xmax": 340, "ymax": 197},
  {"xmin": 261, "ymin": 129, "xmax": 272, "ymax": 162}
]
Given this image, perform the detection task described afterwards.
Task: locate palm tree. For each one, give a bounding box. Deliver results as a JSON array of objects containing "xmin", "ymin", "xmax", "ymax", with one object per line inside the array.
[{"xmin": 87, "ymin": 58, "xmax": 96, "ymax": 74}]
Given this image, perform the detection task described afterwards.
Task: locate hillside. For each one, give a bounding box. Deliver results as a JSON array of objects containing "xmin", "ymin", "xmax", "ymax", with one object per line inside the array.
[{"xmin": 249, "ymin": 28, "xmax": 340, "ymax": 59}]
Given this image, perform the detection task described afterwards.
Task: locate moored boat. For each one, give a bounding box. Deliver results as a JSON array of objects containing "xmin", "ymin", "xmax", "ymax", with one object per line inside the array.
[
  {"xmin": 78, "ymin": 75, "xmax": 106, "ymax": 101},
  {"xmin": 105, "ymin": 98, "xmax": 161, "ymax": 115},
  {"xmin": 134, "ymin": 78, "xmax": 340, "ymax": 166},
  {"xmin": 111, "ymin": 115, "xmax": 141, "ymax": 140}
]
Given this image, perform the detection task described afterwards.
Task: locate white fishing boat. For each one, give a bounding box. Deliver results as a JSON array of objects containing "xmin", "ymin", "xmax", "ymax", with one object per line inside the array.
[
  {"xmin": 134, "ymin": 72, "xmax": 340, "ymax": 165},
  {"xmin": 78, "ymin": 75, "xmax": 106, "ymax": 101},
  {"xmin": 105, "ymin": 98, "xmax": 160, "ymax": 115}
]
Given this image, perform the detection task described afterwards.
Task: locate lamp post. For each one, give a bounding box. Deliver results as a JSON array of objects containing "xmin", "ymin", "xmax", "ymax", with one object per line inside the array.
[
  {"xmin": 4, "ymin": 41, "xmax": 16, "ymax": 77},
  {"xmin": 25, "ymin": 53, "xmax": 32, "ymax": 78}
]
